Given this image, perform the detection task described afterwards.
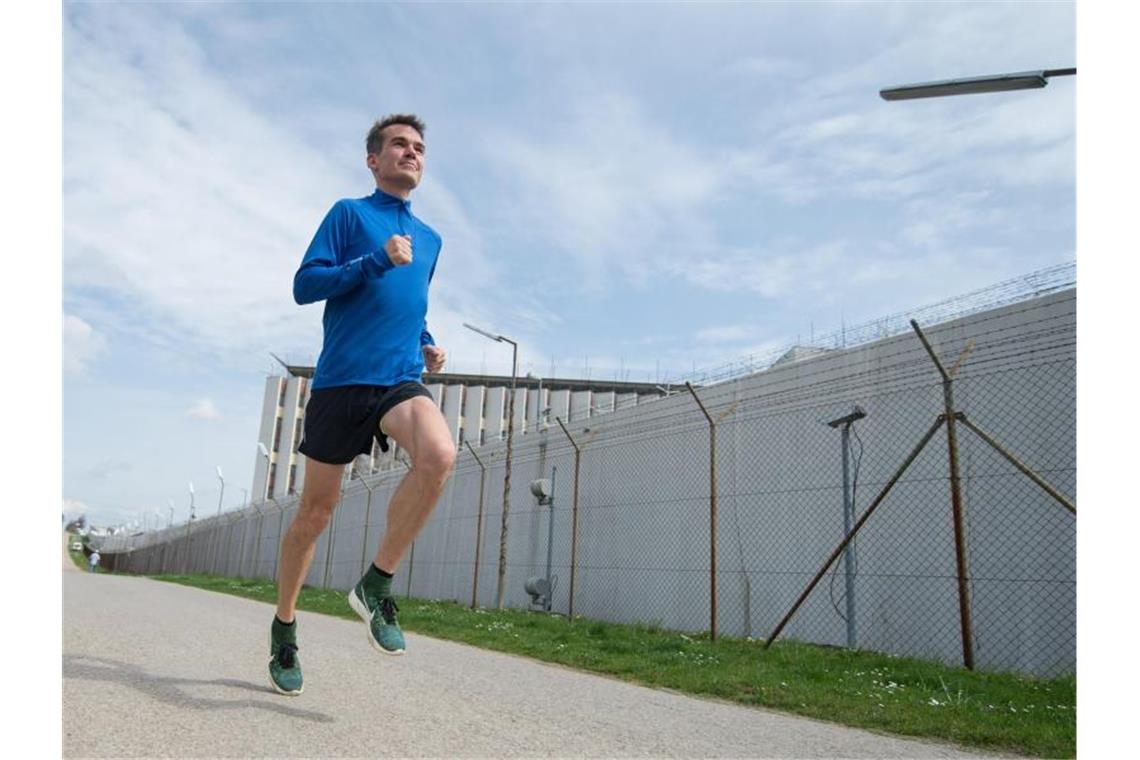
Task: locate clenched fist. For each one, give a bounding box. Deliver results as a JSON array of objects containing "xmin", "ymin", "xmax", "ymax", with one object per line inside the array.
[
  {"xmin": 385, "ymin": 234, "xmax": 413, "ymax": 267},
  {"xmin": 423, "ymin": 344, "xmax": 446, "ymax": 373}
]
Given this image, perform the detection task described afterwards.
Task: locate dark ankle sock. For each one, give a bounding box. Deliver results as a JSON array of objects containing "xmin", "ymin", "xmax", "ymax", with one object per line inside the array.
[
  {"xmin": 272, "ymin": 615, "xmax": 297, "ymax": 646},
  {"xmin": 364, "ymin": 563, "xmax": 394, "ymax": 595}
]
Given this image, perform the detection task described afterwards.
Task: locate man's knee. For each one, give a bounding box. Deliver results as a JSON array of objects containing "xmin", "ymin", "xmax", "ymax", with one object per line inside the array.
[
  {"xmin": 293, "ymin": 490, "xmax": 338, "ymax": 536},
  {"xmin": 415, "ymin": 439, "xmax": 456, "ymax": 480}
]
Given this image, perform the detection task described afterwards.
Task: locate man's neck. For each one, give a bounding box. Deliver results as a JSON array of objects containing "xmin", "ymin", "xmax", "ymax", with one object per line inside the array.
[{"xmin": 375, "ymin": 179, "xmax": 412, "ymax": 200}]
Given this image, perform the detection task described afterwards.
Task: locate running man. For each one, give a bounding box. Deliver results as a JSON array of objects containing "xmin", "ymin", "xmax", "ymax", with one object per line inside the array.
[{"xmin": 269, "ymin": 114, "xmax": 456, "ymax": 696}]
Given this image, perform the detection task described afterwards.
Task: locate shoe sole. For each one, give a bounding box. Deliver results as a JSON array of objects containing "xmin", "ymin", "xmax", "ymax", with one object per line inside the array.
[
  {"xmin": 348, "ymin": 588, "xmax": 406, "ymax": 656},
  {"xmin": 267, "ymin": 634, "xmax": 303, "ymax": 696}
]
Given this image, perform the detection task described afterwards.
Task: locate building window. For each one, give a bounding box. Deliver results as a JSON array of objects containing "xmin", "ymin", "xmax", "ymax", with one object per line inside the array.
[
  {"xmin": 458, "ymin": 427, "xmax": 465, "ymax": 445},
  {"xmin": 480, "ymin": 429, "xmax": 486, "ymax": 446},
  {"xmin": 293, "ymin": 423, "xmax": 303, "ymax": 453},
  {"xmin": 277, "ymin": 379, "xmax": 287, "ymax": 408},
  {"xmin": 267, "ymin": 463, "xmax": 277, "ymax": 495},
  {"xmin": 297, "ymin": 377, "xmax": 308, "ymax": 408},
  {"xmin": 287, "ymin": 464, "xmax": 297, "ymax": 494},
  {"xmin": 272, "ymin": 417, "xmax": 282, "ymax": 452}
]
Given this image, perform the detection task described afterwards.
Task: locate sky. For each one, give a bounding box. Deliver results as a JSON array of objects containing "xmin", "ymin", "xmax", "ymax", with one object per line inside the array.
[{"xmin": 57, "ymin": 1, "xmax": 1078, "ymax": 530}]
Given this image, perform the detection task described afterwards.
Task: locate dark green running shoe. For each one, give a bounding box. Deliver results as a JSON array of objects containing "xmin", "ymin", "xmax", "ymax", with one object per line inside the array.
[
  {"xmin": 268, "ymin": 619, "xmax": 303, "ymax": 695},
  {"xmin": 348, "ymin": 580, "xmax": 406, "ymax": 655}
]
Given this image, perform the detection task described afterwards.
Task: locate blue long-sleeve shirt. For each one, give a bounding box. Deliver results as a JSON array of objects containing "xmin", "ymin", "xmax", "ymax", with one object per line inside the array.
[{"xmin": 295, "ymin": 188, "xmax": 442, "ymax": 389}]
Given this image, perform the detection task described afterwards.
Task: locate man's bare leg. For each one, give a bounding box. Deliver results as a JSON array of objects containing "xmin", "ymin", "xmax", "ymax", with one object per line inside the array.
[
  {"xmin": 275, "ymin": 458, "xmax": 344, "ymax": 622},
  {"xmin": 347, "ymin": 395, "xmax": 455, "ymax": 655},
  {"xmin": 372, "ymin": 395, "xmax": 457, "ymax": 572}
]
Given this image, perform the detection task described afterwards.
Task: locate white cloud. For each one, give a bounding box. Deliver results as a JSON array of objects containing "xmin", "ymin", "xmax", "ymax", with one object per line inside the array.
[
  {"xmin": 63, "ymin": 314, "xmax": 108, "ymax": 375},
  {"xmin": 84, "ymin": 460, "xmax": 133, "ymax": 481},
  {"xmin": 186, "ymin": 399, "xmax": 221, "ymax": 420},
  {"xmin": 720, "ymin": 56, "xmax": 810, "ymax": 81},
  {"xmin": 63, "ymin": 5, "xmax": 515, "ymax": 376},
  {"xmin": 64, "ymin": 498, "xmax": 89, "ymax": 516},
  {"xmin": 675, "ymin": 240, "xmax": 851, "ymax": 299},
  {"xmin": 695, "ymin": 325, "xmax": 752, "ymax": 344},
  {"xmin": 485, "ymin": 92, "xmax": 722, "ymax": 291}
]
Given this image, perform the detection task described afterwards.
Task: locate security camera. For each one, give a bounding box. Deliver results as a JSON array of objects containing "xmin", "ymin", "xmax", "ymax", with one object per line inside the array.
[
  {"xmin": 826, "ymin": 405, "xmax": 867, "ymax": 428},
  {"xmin": 530, "ymin": 478, "xmax": 552, "ymax": 501}
]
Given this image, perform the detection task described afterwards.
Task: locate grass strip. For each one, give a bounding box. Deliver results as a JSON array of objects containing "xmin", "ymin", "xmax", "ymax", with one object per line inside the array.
[{"xmin": 149, "ymin": 573, "xmax": 1074, "ymax": 758}]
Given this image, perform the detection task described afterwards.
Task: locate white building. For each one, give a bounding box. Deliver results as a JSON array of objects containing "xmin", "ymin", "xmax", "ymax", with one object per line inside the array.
[{"xmin": 252, "ymin": 360, "xmax": 668, "ymax": 502}]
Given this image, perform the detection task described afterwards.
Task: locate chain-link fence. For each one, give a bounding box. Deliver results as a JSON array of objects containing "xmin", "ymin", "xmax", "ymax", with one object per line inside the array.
[{"xmin": 101, "ymin": 289, "xmax": 1075, "ymax": 678}]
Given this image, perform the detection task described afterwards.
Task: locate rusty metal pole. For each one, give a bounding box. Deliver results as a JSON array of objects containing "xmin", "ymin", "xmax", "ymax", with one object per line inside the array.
[
  {"xmin": 766, "ymin": 415, "xmax": 947, "ymax": 649},
  {"xmin": 358, "ymin": 472, "xmax": 376, "ymax": 577},
  {"xmin": 236, "ymin": 512, "xmax": 249, "ymax": 579},
  {"xmin": 406, "ymin": 539, "xmax": 416, "ymax": 598},
  {"xmin": 272, "ymin": 498, "xmax": 284, "ymax": 582},
  {"xmin": 910, "ymin": 319, "xmax": 975, "ymax": 670},
  {"xmin": 323, "ymin": 470, "xmax": 346, "ymax": 589},
  {"xmin": 251, "ymin": 503, "xmax": 265, "ymax": 579},
  {"xmin": 685, "ymin": 382, "xmax": 718, "ymax": 642},
  {"xmin": 555, "ymin": 417, "xmax": 582, "ymax": 619},
  {"xmin": 955, "ymin": 413, "xmax": 1076, "ymax": 515},
  {"xmin": 465, "ymin": 441, "xmax": 488, "ymax": 608}
]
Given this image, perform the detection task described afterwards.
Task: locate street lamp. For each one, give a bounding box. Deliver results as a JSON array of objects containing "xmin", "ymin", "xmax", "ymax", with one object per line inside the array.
[
  {"xmin": 216, "ymin": 466, "xmax": 225, "ymax": 517},
  {"xmin": 258, "ymin": 442, "xmax": 271, "ymax": 500},
  {"xmin": 880, "ymin": 68, "xmax": 1075, "ymax": 101},
  {"xmin": 826, "ymin": 405, "xmax": 868, "ymax": 650},
  {"xmin": 463, "ymin": 321, "xmax": 519, "ymax": 610}
]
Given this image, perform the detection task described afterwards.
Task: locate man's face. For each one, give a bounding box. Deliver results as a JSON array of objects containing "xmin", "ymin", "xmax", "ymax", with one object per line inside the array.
[{"xmin": 368, "ymin": 124, "xmax": 425, "ymax": 191}]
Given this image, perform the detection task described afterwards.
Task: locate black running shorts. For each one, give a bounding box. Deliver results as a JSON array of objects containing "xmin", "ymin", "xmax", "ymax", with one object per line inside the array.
[{"xmin": 298, "ymin": 382, "xmax": 434, "ymax": 465}]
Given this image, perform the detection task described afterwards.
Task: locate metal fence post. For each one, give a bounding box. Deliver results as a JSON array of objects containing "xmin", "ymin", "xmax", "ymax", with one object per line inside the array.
[
  {"xmin": 358, "ymin": 473, "xmax": 377, "ymax": 577},
  {"xmin": 955, "ymin": 413, "xmax": 1076, "ymax": 515},
  {"xmin": 685, "ymin": 382, "xmax": 718, "ymax": 642},
  {"xmin": 911, "ymin": 319, "xmax": 976, "ymax": 670},
  {"xmin": 324, "ymin": 469, "xmax": 349, "ymax": 589},
  {"xmin": 465, "ymin": 442, "xmax": 488, "ymax": 608},
  {"xmin": 555, "ymin": 418, "xmax": 582, "ymax": 618},
  {"xmin": 272, "ymin": 498, "xmax": 284, "ymax": 582}
]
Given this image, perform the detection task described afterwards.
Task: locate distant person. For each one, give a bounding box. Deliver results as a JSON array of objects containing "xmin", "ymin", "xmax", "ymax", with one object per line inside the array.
[
  {"xmin": 88, "ymin": 550, "xmax": 100, "ymax": 573},
  {"xmin": 268, "ymin": 113, "xmax": 455, "ymax": 697}
]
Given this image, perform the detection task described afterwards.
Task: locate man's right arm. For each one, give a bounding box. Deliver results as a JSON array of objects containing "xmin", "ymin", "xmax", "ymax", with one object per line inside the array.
[{"xmin": 293, "ymin": 201, "xmax": 396, "ymax": 305}]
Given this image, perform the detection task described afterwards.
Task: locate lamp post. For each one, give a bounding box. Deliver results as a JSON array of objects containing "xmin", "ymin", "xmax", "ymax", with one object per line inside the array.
[
  {"xmin": 258, "ymin": 442, "xmax": 271, "ymax": 500},
  {"xmin": 216, "ymin": 466, "xmax": 225, "ymax": 517},
  {"xmin": 880, "ymin": 67, "xmax": 1075, "ymax": 101},
  {"xmin": 826, "ymin": 405, "xmax": 868, "ymax": 649},
  {"xmin": 463, "ymin": 321, "xmax": 518, "ymax": 610},
  {"xmin": 186, "ymin": 481, "xmax": 196, "ymax": 573}
]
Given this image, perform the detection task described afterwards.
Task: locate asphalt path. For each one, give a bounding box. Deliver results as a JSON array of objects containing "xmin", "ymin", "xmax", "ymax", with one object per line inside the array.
[{"xmin": 63, "ymin": 564, "xmax": 1024, "ymax": 759}]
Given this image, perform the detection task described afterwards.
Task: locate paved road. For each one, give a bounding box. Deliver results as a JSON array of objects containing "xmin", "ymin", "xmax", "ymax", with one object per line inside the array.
[{"xmin": 63, "ymin": 568, "xmax": 1023, "ymax": 759}]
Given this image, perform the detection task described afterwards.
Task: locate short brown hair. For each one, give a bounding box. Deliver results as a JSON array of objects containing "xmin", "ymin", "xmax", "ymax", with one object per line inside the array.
[{"xmin": 366, "ymin": 114, "xmax": 426, "ymax": 155}]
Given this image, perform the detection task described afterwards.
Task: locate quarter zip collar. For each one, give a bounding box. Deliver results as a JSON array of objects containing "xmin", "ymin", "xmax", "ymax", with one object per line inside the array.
[{"xmin": 371, "ymin": 187, "xmax": 413, "ymax": 211}]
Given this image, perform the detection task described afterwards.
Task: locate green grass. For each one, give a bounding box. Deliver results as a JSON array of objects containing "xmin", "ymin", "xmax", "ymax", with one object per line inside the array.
[{"xmin": 150, "ymin": 573, "xmax": 1074, "ymax": 758}]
